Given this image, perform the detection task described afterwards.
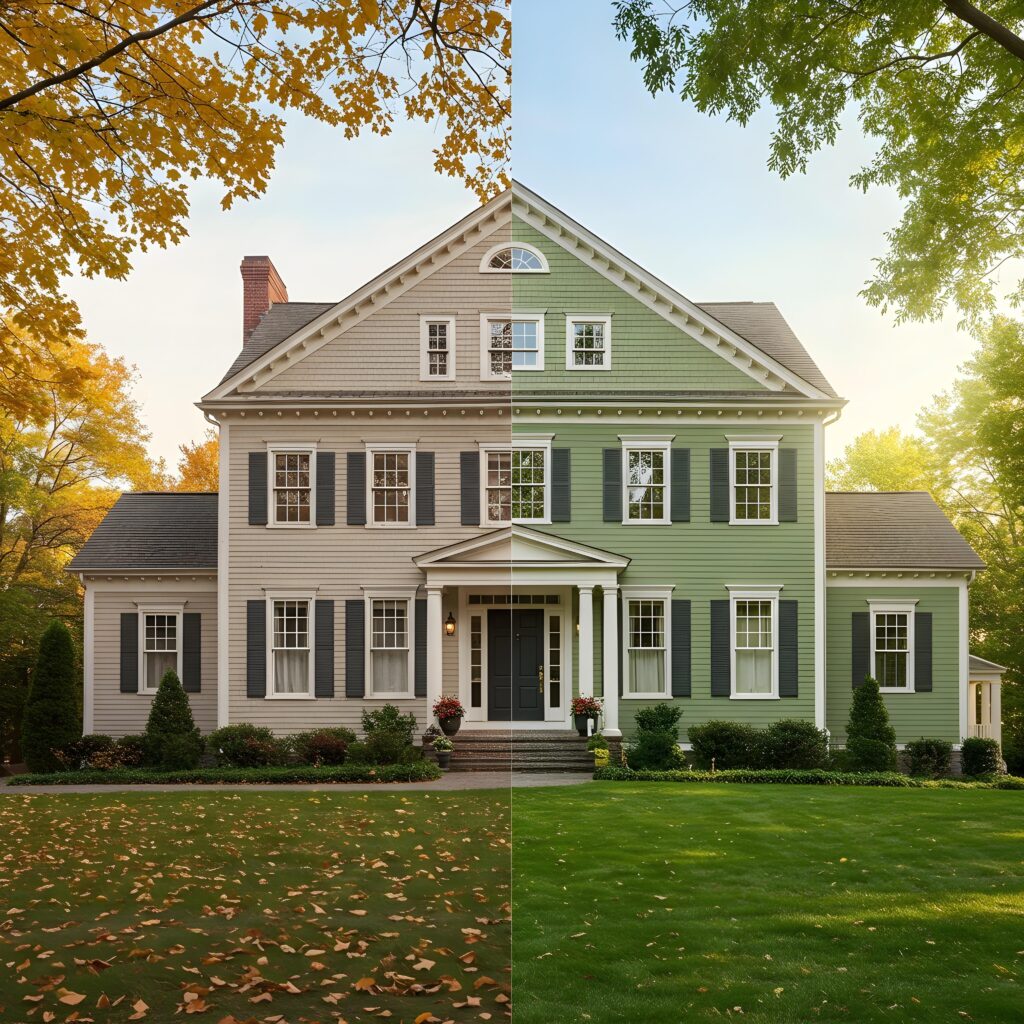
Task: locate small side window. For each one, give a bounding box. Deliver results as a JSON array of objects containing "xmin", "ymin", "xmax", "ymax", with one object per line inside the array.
[{"xmin": 419, "ymin": 316, "xmax": 456, "ymax": 381}]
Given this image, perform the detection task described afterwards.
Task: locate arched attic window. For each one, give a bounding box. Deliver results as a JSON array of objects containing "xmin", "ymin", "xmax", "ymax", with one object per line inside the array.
[{"xmin": 480, "ymin": 243, "xmax": 548, "ymax": 273}]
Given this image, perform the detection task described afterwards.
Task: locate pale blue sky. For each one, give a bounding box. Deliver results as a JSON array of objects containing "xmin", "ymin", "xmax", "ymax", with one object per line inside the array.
[{"xmin": 67, "ymin": 0, "xmax": 971, "ymax": 466}]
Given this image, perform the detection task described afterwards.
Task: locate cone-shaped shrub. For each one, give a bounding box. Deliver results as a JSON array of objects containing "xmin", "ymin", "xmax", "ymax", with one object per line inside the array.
[
  {"xmin": 143, "ymin": 669, "xmax": 202, "ymax": 769},
  {"xmin": 846, "ymin": 677, "xmax": 897, "ymax": 772},
  {"xmin": 21, "ymin": 620, "xmax": 80, "ymax": 773}
]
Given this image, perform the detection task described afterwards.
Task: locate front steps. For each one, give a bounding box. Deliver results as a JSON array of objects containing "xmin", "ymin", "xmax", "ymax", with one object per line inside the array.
[{"xmin": 445, "ymin": 730, "xmax": 595, "ymax": 773}]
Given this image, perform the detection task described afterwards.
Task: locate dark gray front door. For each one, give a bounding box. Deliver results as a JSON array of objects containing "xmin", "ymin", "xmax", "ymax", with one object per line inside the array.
[{"xmin": 487, "ymin": 608, "xmax": 544, "ymax": 721}]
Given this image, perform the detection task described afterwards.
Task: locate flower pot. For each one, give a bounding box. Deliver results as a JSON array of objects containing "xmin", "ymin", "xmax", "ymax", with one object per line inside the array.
[
  {"xmin": 436, "ymin": 750, "xmax": 452, "ymax": 770},
  {"xmin": 439, "ymin": 717, "xmax": 461, "ymax": 737},
  {"xmin": 574, "ymin": 713, "xmax": 591, "ymax": 737}
]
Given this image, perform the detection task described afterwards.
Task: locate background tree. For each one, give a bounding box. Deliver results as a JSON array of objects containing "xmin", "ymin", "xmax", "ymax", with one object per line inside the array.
[
  {"xmin": 613, "ymin": 1, "xmax": 1024, "ymax": 323},
  {"xmin": 174, "ymin": 429, "xmax": 219, "ymax": 492},
  {"xmin": 0, "ymin": 1, "xmax": 510, "ymax": 404},
  {"xmin": 20, "ymin": 619, "xmax": 80, "ymax": 772},
  {"xmin": 827, "ymin": 427, "xmax": 940, "ymax": 494}
]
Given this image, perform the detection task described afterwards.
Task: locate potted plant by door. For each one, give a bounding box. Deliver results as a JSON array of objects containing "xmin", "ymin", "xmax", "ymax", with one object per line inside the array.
[
  {"xmin": 571, "ymin": 696, "xmax": 602, "ymax": 737},
  {"xmin": 433, "ymin": 735, "xmax": 454, "ymax": 770},
  {"xmin": 433, "ymin": 696, "xmax": 466, "ymax": 737}
]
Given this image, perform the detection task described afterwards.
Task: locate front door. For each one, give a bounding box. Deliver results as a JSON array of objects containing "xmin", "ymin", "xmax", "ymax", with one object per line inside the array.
[{"xmin": 487, "ymin": 608, "xmax": 545, "ymax": 721}]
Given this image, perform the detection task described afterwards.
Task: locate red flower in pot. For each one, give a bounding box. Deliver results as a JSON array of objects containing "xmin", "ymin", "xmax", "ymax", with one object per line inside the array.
[
  {"xmin": 433, "ymin": 696, "xmax": 466, "ymax": 736},
  {"xmin": 570, "ymin": 696, "xmax": 602, "ymax": 737}
]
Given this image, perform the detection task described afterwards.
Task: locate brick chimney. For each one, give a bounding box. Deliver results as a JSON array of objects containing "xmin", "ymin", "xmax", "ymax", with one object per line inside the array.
[{"xmin": 240, "ymin": 255, "xmax": 288, "ymax": 344}]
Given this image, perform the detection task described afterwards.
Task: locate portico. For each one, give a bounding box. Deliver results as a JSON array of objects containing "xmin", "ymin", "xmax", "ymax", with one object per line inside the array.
[{"xmin": 413, "ymin": 526, "xmax": 629, "ymax": 735}]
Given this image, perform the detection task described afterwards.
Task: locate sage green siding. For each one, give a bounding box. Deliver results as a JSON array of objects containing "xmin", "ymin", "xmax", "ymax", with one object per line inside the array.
[
  {"xmin": 511, "ymin": 219, "xmax": 766, "ymax": 393},
  {"xmin": 825, "ymin": 586, "xmax": 962, "ymax": 744},
  {"xmin": 516, "ymin": 420, "xmax": 818, "ymax": 741}
]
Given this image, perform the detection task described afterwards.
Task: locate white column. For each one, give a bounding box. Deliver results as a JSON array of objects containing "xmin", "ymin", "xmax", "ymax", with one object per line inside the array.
[
  {"xmin": 578, "ymin": 585, "xmax": 594, "ymax": 699},
  {"xmin": 82, "ymin": 581, "xmax": 94, "ymax": 735},
  {"xmin": 426, "ymin": 586, "xmax": 444, "ymax": 719},
  {"xmin": 991, "ymin": 683, "xmax": 1003, "ymax": 747},
  {"xmin": 968, "ymin": 682, "xmax": 977, "ymax": 736},
  {"xmin": 602, "ymin": 585, "xmax": 620, "ymax": 737}
]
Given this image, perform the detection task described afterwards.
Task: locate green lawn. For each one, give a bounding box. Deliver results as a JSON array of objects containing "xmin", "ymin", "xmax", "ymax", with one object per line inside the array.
[
  {"xmin": 0, "ymin": 791, "xmax": 511, "ymax": 1023},
  {"xmin": 512, "ymin": 783, "xmax": 1024, "ymax": 1023}
]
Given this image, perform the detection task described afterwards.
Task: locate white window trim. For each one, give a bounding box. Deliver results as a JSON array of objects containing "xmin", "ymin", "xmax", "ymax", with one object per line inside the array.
[
  {"xmin": 727, "ymin": 435, "xmax": 779, "ymax": 526},
  {"xmin": 620, "ymin": 435, "xmax": 673, "ymax": 526},
  {"xmin": 478, "ymin": 241, "xmax": 549, "ymax": 274},
  {"xmin": 728, "ymin": 586, "xmax": 782, "ymax": 700},
  {"xmin": 620, "ymin": 586, "xmax": 674, "ymax": 700},
  {"xmin": 478, "ymin": 312, "xmax": 546, "ymax": 380},
  {"xmin": 266, "ymin": 442, "xmax": 317, "ymax": 529},
  {"xmin": 138, "ymin": 605, "xmax": 184, "ymax": 694},
  {"xmin": 364, "ymin": 589, "xmax": 418, "ymax": 700},
  {"xmin": 565, "ymin": 314, "xmax": 612, "ymax": 371},
  {"xmin": 365, "ymin": 442, "xmax": 416, "ymax": 529},
  {"xmin": 419, "ymin": 315, "xmax": 456, "ymax": 381},
  {"xmin": 265, "ymin": 592, "xmax": 316, "ymax": 700},
  {"xmin": 479, "ymin": 439, "xmax": 552, "ymax": 526},
  {"xmin": 868, "ymin": 599, "xmax": 917, "ymax": 693}
]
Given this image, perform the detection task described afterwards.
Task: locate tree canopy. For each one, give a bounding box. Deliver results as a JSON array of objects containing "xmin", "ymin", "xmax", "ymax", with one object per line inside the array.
[
  {"xmin": 173, "ymin": 429, "xmax": 219, "ymax": 492},
  {"xmin": 613, "ymin": 1, "xmax": 1024, "ymax": 323}
]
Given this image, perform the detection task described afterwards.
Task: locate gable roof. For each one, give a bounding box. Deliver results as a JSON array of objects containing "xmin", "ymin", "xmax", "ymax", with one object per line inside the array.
[
  {"xmin": 67, "ymin": 493, "xmax": 218, "ymax": 572},
  {"xmin": 969, "ymin": 654, "xmax": 1006, "ymax": 675},
  {"xmin": 825, "ymin": 491, "xmax": 984, "ymax": 570}
]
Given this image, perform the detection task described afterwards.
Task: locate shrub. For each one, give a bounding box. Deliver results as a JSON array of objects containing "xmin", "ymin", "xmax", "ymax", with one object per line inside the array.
[
  {"xmin": 143, "ymin": 670, "xmax": 202, "ymax": 769},
  {"xmin": 357, "ymin": 704, "xmax": 419, "ymax": 764},
  {"xmin": 21, "ymin": 620, "xmax": 81, "ymax": 773},
  {"xmin": 634, "ymin": 703, "xmax": 683, "ymax": 735},
  {"xmin": 290, "ymin": 728, "xmax": 350, "ymax": 766},
  {"xmin": 961, "ymin": 736, "xmax": 1003, "ymax": 777},
  {"xmin": 688, "ymin": 721, "xmax": 759, "ymax": 770},
  {"xmin": 362, "ymin": 704, "xmax": 417, "ymax": 743},
  {"xmin": 905, "ymin": 738, "xmax": 953, "ymax": 778},
  {"xmin": 845, "ymin": 677, "xmax": 897, "ymax": 772},
  {"xmin": 587, "ymin": 733, "xmax": 609, "ymax": 751},
  {"xmin": 628, "ymin": 730, "xmax": 684, "ymax": 771},
  {"xmin": 54, "ymin": 734, "xmax": 114, "ymax": 771},
  {"xmin": 207, "ymin": 724, "xmax": 289, "ymax": 767},
  {"xmin": 757, "ymin": 719, "xmax": 830, "ymax": 770},
  {"xmin": 1003, "ymin": 733, "xmax": 1024, "ymax": 777},
  {"xmin": 115, "ymin": 735, "xmax": 146, "ymax": 766}
]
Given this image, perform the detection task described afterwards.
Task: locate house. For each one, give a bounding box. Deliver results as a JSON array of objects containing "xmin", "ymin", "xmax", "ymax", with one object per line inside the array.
[{"xmin": 68, "ymin": 182, "xmax": 1003, "ymax": 761}]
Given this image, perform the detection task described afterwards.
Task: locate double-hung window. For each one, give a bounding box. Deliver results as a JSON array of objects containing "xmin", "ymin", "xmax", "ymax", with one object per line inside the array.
[
  {"xmin": 367, "ymin": 595, "xmax": 414, "ymax": 697},
  {"xmin": 622, "ymin": 438, "xmax": 671, "ymax": 524},
  {"xmin": 482, "ymin": 442, "xmax": 549, "ymax": 524},
  {"xmin": 621, "ymin": 589, "xmax": 672, "ymax": 697},
  {"xmin": 271, "ymin": 598, "xmax": 312, "ymax": 697},
  {"xmin": 566, "ymin": 315, "xmax": 611, "ymax": 370},
  {"xmin": 367, "ymin": 445, "xmax": 414, "ymax": 526},
  {"xmin": 419, "ymin": 316, "xmax": 455, "ymax": 380},
  {"xmin": 142, "ymin": 611, "xmax": 180, "ymax": 692},
  {"xmin": 729, "ymin": 437, "xmax": 778, "ymax": 524},
  {"xmin": 481, "ymin": 315, "xmax": 544, "ymax": 378},
  {"xmin": 270, "ymin": 447, "xmax": 314, "ymax": 526},
  {"xmin": 730, "ymin": 589, "xmax": 780, "ymax": 698},
  {"xmin": 870, "ymin": 602, "xmax": 915, "ymax": 691}
]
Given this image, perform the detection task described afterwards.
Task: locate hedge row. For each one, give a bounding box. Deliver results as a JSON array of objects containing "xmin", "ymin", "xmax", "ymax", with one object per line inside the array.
[
  {"xmin": 593, "ymin": 765, "xmax": 1024, "ymax": 790},
  {"xmin": 8, "ymin": 761, "xmax": 442, "ymax": 786}
]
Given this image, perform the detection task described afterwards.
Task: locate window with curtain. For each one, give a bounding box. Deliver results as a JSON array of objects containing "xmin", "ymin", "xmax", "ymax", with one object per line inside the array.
[
  {"xmin": 625, "ymin": 448, "xmax": 666, "ymax": 521},
  {"xmin": 273, "ymin": 451, "xmax": 311, "ymax": 524},
  {"xmin": 143, "ymin": 613, "xmax": 177, "ymax": 691},
  {"xmin": 627, "ymin": 600, "xmax": 666, "ymax": 695},
  {"xmin": 734, "ymin": 599, "xmax": 774, "ymax": 694},
  {"xmin": 874, "ymin": 611, "xmax": 909, "ymax": 688},
  {"xmin": 371, "ymin": 451, "xmax": 410, "ymax": 524},
  {"xmin": 371, "ymin": 599, "xmax": 410, "ymax": 694},
  {"xmin": 272, "ymin": 600, "xmax": 310, "ymax": 695}
]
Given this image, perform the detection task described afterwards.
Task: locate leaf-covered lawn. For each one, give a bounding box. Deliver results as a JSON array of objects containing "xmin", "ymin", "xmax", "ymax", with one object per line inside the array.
[
  {"xmin": 0, "ymin": 791, "xmax": 511, "ymax": 1023},
  {"xmin": 512, "ymin": 783, "xmax": 1024, "ymax": 1023}
]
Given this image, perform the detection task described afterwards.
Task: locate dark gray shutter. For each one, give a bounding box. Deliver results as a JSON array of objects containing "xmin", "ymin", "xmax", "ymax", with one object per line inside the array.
[
  {"xmin": 670, "ymin": 448, "xmax": 690, "ymax": 523},
  {"xmin": 914, "ymin": 612, "xmax": 933, "ymax": 692},
  {"xmin": 779, "ymin": 448, "xmax": 798, "ymax": 522},
  {"xmin": 710, "ymin": 599, "xmax": 730, "ymax": 696},
  {"xmin": 316, "ymin": 451, "xmax": 335, "ymax": 526},
  {"xmin": 347, "ymin": 451, "xmax": 366, "ymax": 526},
  {"xmin": 671, "ymin": 599, "xmax": 691, "ymax": 697},
  {"xmin": 460, "ymin": 451, "xmax": 480, "ymax": 526},
  {"xmin": 852, "ymin": 611, "xmax": 870, "ymax": 687},
  {"xmin": 345, "ymin": 599, "xmax": 365, "ymax": 697},
  {"xmin": 414, "ymin": 599, "xmax": 427, "ymax": 698},
  {"xmin": 603, "ymin": 448, "xmax": 622, "ymax": 522},
  {"xmin": 779, "ymin": 600, "xmax": 798, "ymax": 697},
  {"xmin": 119, "ymin": 613, "xmax": 139, "ymax": 693},
  {"xmin": 314, "ymin": 600, "xmax": 334, "ymax": 698},
  {"xmin": 246, "ymin": 600, "xmax": 266, "ymax": 698},
  {"xmin": 710, "ymin": 448, "xmax": 730, "ymax": 522},
  {"xmin": 182, "ymin": 613, "xmax": 201, "ymax": 693},
  {"xmin": 416, "ymin": 452, "xmax": 435, "ymax": 526},
  {"xmin": 248, "ymin": 451, "xmax": 268, "ymax": 526},
  {"xmin": 551, "ymin": 448, "xmax": 571, "ymax": 522}
]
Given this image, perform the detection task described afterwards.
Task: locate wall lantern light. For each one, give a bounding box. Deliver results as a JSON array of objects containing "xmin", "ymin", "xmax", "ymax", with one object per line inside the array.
[{"xmin": 445, "ymin": 612, "xmax": 457, "ymax": 637}]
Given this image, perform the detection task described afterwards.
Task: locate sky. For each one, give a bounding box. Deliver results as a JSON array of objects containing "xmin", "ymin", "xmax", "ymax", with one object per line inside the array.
[{"xmin": 66, "ymin": 0, "xmax": 975, "ymax": 467}]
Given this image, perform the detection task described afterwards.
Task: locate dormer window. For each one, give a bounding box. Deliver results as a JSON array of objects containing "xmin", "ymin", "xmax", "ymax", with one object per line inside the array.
[{"xmin": 480, "ymin": 243, "xmax": 548, "ymax": 273}]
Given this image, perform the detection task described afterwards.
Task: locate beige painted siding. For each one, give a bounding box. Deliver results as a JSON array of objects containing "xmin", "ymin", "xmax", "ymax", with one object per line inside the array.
[
  {"xmin": 89, "ymin": 579, "xmax": 218, "ymax": 737},
  {"xmin": 263, "ymin": 219, "xmax": 513, "ymax": 393}
]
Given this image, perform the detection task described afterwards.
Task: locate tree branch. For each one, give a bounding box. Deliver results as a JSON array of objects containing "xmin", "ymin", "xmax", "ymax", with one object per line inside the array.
[{"xmin": 942, "ymin": 0, "xmax": 1024, "ymax": 62}]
